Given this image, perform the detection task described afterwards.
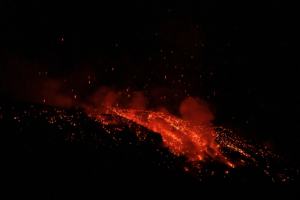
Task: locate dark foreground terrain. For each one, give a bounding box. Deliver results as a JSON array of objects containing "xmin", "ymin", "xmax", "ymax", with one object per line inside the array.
[{"xmin": 0, "ymin": 102, "xmax": 299, "ymax": 199}]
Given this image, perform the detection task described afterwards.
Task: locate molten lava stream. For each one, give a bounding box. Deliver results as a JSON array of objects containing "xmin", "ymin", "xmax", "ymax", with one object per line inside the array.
[{"xmin": 104, "ymin": 106, "xmax": 231, "ymax": 166}]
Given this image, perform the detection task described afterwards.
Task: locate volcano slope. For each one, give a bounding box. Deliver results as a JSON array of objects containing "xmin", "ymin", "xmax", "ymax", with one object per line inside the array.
[{"xmin": 0, "ymin": 102, "xmax": 299, "ymax": 199}]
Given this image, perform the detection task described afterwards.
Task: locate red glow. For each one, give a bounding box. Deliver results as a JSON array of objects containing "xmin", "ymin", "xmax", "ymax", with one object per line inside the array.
[{"xmin": 101, "ymin": 104, "xmax": 227, "ymax": 164}]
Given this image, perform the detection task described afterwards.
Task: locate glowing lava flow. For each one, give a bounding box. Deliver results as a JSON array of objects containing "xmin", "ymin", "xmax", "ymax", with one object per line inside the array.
[
  {"xmin": 3, "ymin": 104, "xmax": 298, "ymax": 182},
  {"xmin": 105, "ymin": 106, "xmax": 231, "ymax": 165}
]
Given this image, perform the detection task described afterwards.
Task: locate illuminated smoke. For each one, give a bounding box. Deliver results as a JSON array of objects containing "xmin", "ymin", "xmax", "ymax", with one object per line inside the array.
[
  {"xmin": 179, "ymin": 97, "xmax": 214, "ymax": 124},
  {"xmin": 127, "ymin": 91, "xmax": 149, "ymax": 110},
  {"xmin": 89, "ymin": 86, "xmax": 119, "ymax": 107}
]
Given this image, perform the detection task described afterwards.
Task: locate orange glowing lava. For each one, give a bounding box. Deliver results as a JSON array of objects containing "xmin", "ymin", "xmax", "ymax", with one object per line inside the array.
[{"xmin": 103, "ymin": 106, "xmax": 228, "ymax": 164}]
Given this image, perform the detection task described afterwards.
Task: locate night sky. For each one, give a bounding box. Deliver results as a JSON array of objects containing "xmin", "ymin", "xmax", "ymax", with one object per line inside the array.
[{"xmin": 0, "ymin": 0, "xmax": 299, "ymax": 198}]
